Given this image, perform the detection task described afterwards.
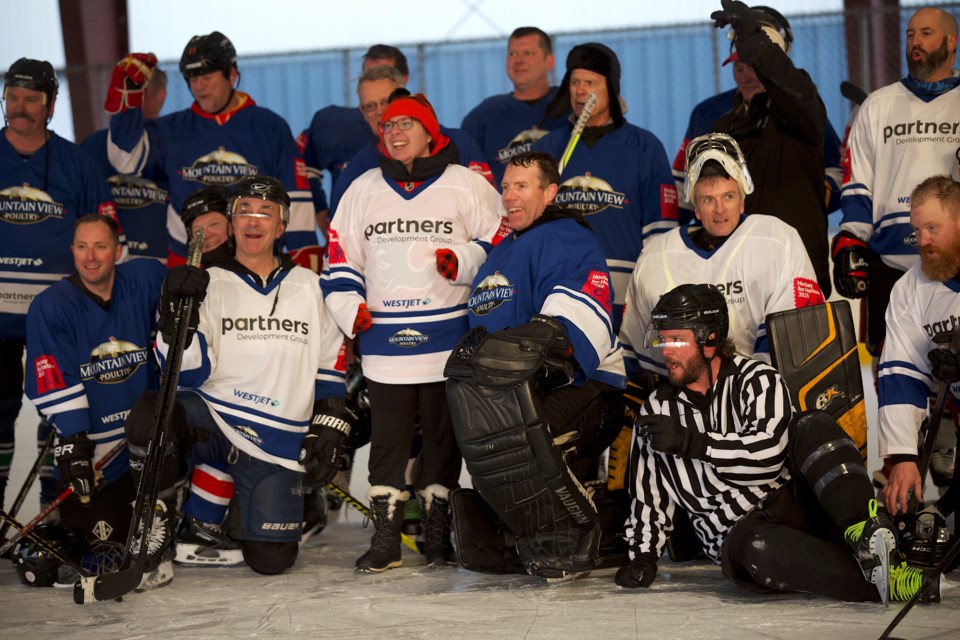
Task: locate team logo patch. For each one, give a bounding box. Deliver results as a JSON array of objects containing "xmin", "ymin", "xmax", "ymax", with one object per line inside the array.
[
  {"xmin": 581, "ymin": 270, "xmax": 611, "ymax": 313},
  {"xmin": 92, "ymin": 520, "xmax": 114, "ymax": 542},
  {"xmin": 793, "ymin": 277, "xmax": 825, "ymax": 307},
  {"xmin": 294, "ymin": 158, "xmax": 310, "ymax": 190},
  {"xmin": 327, "ymin": 229, "xmax": 347, "ymax": 265},
  {"xmin": 181, "ymin": 148, "xmax": 258, "ymax": 186},
  {"xmin": 815, "ymin": 385, "xmax": 845, "ymax": 411},
  {"xmin": 660, "ymin": 184, "xmax": 679, "ymax": 219},
  {"xmin": 388, "ymin": 328, "xmax": 430, "ymax": 348},
  {"xmin": 231, "ymin": 423, "xmax": 264, "ymax": 446},
  {"xmin": 0, "ymin": 184, "xmax": 65, "ymax": 224},
  {"xmin": 496, "ymin": 127, "xmax": 549, "ymax": 165},
  {"xmin": 492, "ymin": 217, "xmax": 512, "ymax": 246},
  {"xmin": 107, "ymin": 175, "xmax": 167, "ymax": 209},
  {"xmin": 34, "ymin": 354, "xmax": 65, "ymax": 394},
  {"xmin": 468, "ymin": 271, "xmax": 514, "ymax": 316},
  {"xmin": 334, "ymin": 341, "xmax": 348, "ymax": 373},
  {"xmin": 80, "ymin": 338, "xmax": 150, "ymax": 384},
  {"xmin": 467, "ymin": 161, "xmax": 494, "ymax": 184},
  {"xmin": 554, "ymin": 173, "xmax": 626, "ymax": 216}
]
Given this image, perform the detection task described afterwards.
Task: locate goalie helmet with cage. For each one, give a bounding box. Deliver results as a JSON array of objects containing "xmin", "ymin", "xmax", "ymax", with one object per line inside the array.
[
  {"xmin": 12, "ymin": 524, "xmax": 88, "ymax": 587},
  {"xmin": 4, "ymin": 58, "xmax": 59, "ymax": 107},
  {"xmin": 229, "ymin": 175, "xmax": 290, "ymax": 225},
  {"xmin": 645, "ymin": 283, "xmax": 729, "ymax": 352},
  {"xmin": 179, "ymin": 31, "xmax": 237, "ymax": 81},
  {"xmin": 683, "ymin": 133, "xmax": 755, "ymax": 203}
]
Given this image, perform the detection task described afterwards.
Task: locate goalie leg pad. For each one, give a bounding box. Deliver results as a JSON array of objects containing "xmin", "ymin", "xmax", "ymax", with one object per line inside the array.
[
  {"xmin": 450, "ymin": 488, "xmax": 524, "ymax": 574},
  {"xmin": 447, "ymin": 377, "xmax": 601, "ymax": 577}
]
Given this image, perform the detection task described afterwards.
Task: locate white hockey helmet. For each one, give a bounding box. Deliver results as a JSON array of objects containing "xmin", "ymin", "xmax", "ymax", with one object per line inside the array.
[{"xmin": 684, "ymin": 133, "xmax": 754, "ymax": 203}]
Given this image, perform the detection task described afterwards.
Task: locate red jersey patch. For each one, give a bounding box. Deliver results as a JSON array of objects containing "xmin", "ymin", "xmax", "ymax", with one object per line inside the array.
[
  {"xmin": 491, "ymin": 217, "xmax": 512, "ymax": 246},
  {"xmin": 295, "ymin": 131, "xmax": 308, "ymax": 156},
  {"xmin": 294, "ymin": 158, "xmax": 310, "ymax": 190},
  {"xmin": 327, "ymin": 229, "xmax": 347, "ymax": 265},
  {"xmin": 793, "ymin": 277, "xmax": 825, "ymax": 307},
  {"xmin": 98, "ymin": 201, "xmax": 118, "ymax": 220},
  {"xmin": 660, "ymin": 184, "xmax": 679, "ymax": 220},
  {"xmin": 467, "ymin": 161, "xmax": 495, "ymax": 186},
  {"xmin": 34, "ymin": 355, "xmax": 65, "ymax": 395},
  {"xmin": 334, "ymin": 341, "xmax": 348, "ymax": 373},
  {"xmin": 581, "ymin": 270, "xmax": 611, "ymax": 313}
]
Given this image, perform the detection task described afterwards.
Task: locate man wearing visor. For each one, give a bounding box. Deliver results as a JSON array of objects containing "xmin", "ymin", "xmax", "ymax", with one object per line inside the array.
[{"xmin": 620, "ymin": 132, "xmax": 823, "ymax": 380}]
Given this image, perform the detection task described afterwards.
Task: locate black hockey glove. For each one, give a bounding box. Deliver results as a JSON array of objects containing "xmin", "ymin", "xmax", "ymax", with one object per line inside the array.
[
  {"xmin": 54, "ymin": 432, "xmax": 97, "ymax": 502},
  {"xmin": 635, "ymin": 413, "xmax": 708, "ymax": 460},
  {"xmin": 830, "ymin": 230, "xmax": 870, "ymax": 299},
  {"xmin": 158, "ymin": 265, "xmax": 209, "ymax": 347},
  {"xmin": 299, "ymin": 397, "xmax": 353, "ymax": 488},
  {"xmin": 615, "ymin": 552, "xmax": 659, "ymax": 588},
  {"xmin": 711, "ymin": 0, "xmax": 758, "ymax": 37},
  {"xmin": 928, "ymin": 329, "xmax": 960, "ymax": 384}
]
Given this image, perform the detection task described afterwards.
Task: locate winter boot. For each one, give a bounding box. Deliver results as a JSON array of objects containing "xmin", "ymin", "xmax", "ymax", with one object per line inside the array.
[
  {"xmin": 175, "ymin": 514, "xmax": 244, "ymax": 567},
  {"xmin": 421, "ymin": 484, "xmax": 456, "ymax": 568},
  {"xmin": 131, "ymin": 500, "xmax": 176, "ymax": 591},
  {"xmin": 844, "ymin": 498, "xmax": 897, "ymax": 603},
  {"xmin": 355, "ymin": 486, "xmax": 407, "ymax": 573},
  {"xmin": 889, "ymin": 561, "xmax": 942, "ymax": 603},
  {"xmin": 402, "ymin": 493, "xmax": 423, "ymax": 536}
]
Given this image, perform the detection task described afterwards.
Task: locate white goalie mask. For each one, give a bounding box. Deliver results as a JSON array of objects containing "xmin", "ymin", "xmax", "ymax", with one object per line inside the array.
[{"xmin": 683, "ymin": 133, "xmax": 755, "ymax": 203}]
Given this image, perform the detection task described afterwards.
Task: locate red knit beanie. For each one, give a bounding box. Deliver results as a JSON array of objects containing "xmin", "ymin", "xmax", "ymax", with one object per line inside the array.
[{"xmin": 379, "ymin": 93, "xmax": 442, "ymax": 145}]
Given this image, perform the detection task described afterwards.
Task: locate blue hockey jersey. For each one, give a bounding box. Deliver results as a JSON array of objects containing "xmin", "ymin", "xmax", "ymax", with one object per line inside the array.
[
  {"xmin": 25, "ymin": 259, "xmax": 165, "ymax": 484},
  {"xmin": 296, "ymin": 106, "xmax": 372, "ymax": 213}
]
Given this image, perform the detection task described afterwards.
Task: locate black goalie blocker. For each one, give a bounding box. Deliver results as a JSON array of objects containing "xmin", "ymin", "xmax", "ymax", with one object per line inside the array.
[{"xmin": 444, "ymin": 317, "xmax": 601, "ymax": 578}]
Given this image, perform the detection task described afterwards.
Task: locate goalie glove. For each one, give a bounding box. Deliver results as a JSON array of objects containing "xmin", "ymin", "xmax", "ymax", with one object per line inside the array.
[
  {"xmin": 54, "ymin": 432, "xmax": 97, "ymax": 502},
  {"xmin": 299, "ymin": 397, "xmax": 353, "ymax": 488},
  {"xmin": 615, "ymin": 552, "xmax": 659, "ymax": 588},
  {"xmin": 831, "ymin": 230, "xmax": 870, "ymax": 299},
  {"xmin": 104, "ymin": 53, "xmax": 158, "ymax": 114}
]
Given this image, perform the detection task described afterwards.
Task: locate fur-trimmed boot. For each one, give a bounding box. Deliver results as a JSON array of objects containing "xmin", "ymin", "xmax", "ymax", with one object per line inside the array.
[
  {"xmin": 355, "ymin": 486, "xmax": 408, "ymax": 573},
  {"xmin": 421, "ymin": 484, "xmax": 456, "ymax": 567}
]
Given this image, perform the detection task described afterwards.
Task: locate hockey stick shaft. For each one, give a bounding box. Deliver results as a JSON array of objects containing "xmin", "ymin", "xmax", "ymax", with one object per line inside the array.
[
  {"xmin": 0, "ymin": 508, "xmax": 89, "ymax": 574},
  {"xmin": 916, "ymin": 327, "xmax": 960, "ymax": 485},
  {"xmin": 75, "ymin": 230, "xmax": 205, "ymax": 605},
  {"xmin": 0, "ymin": 437, "xmax": 127, "ymax": 557},
  {"xmin": 326, "ymin": 482, "xmax": 423, "ymax": 554},
  {"xmin": 557, "ymin": 93, "xmax": 598, "ymax": 175},
  {"xmin": 877, "ymin": 534, "xmax": 960, "ymax": 639},
  {"xmin": 0, "ymin": 430, "xmax": 54, "ymax": 541}
]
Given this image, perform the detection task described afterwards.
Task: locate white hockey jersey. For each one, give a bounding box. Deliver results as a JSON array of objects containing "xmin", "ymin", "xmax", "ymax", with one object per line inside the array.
[
  {"xmin": 620, "ymin": 215, "xmax": 824, "ymax": 377},
  {"xmin": 322, "ymin": 164, "xmax": 509, "ymax": 384}
]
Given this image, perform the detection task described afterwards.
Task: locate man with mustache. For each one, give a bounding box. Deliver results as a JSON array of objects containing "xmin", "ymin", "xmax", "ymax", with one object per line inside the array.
[
  {"xmin": 836, "ymin": 5, "xmax": 959, "ymax": 487},
  {"xmin": 878, "ymin": 176, "xmax": 960, "ymax": 525},
  {"xmin": 0, "ymin": 58, "xmax": 115, "ymax": 516}
]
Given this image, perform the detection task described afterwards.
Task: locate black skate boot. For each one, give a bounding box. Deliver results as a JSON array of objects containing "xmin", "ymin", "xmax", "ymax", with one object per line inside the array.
[
  {"xmin": 355, "ymin": 486, "xmax": 407, "ymax": 573},
  {"xmin": 131, "ymin": 500, "xmax": 175, "ymax": 591},
  {"xmin": 175, "ymin": 514, "xmax": 244, "ymax": 567},
  {"xmin": 844, "ymin": 498, "xmax": 897, "ymax": 603},
  {"xmin": 421, "ymin": 484, "xmax": 456, "ymax": 568}
]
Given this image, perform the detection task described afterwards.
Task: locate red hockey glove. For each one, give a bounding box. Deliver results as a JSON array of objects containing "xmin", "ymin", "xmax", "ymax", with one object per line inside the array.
[
  {"xmin": 353, "ymin": 303, "xmax": 372, "ymax": 335},
  {"xmin": 104, "ymin": 53, "xmax": 158, "ymax": 114},
  {"xmin": 436, "ymin": 248, "xmax": 459, "ymax": 281},
  {"xmin": 831, "ymin": 230, "xmax": 870, "ymax": 299}
]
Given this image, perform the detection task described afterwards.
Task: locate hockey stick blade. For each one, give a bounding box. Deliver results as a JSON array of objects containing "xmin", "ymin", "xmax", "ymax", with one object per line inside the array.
[
  {"xmin": 74, "ymin": 566, "xmax": 143, "ymax": 604},
  {"xmin": 840, "ymin": 80, "xmax": 868, "ymax": 106}
]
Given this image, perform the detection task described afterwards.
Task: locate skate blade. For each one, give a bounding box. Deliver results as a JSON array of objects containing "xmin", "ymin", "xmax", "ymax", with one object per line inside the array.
[
  {"xmin": 174, "ymin": 544, "xmax": 245, "ymax": 567},
  {"xmin": 134, "ymin": 560, "xmax": 174, "ymax": 592},
  {"xmin": 545, "ymin": 570, "xmax": 590, "ymax": 586},
  {"xmin": 355, "ymin": 560, "xmax": 403, "ymax": 573},
  {"xmin": 869, "ymin": 528, "xmax": 895, "ymax": 605}
]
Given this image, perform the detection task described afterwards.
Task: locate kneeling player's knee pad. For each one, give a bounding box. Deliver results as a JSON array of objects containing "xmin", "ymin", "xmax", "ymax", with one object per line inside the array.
[
  {"xmin": 235, "ymin": 462, "xmax": 303, "ymax": 542},
  {"xmin": 788, "ymin": 410, "xmax": 869, "ymax": 497},
  {"xmin": 241, "ymin": 539, "xmax": 298, "ymax": 575}
]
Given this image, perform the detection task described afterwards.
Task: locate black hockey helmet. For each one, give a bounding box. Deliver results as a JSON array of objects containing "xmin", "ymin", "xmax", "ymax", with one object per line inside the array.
[
  {"xmin": 229, "ymin": 175, "xmax": 290, "ymax": 225},
  {"xmin": 752, "ymin": 6, "xmax": 794, "ymax": 51},
  {"xmin": 4, "ymin": 58, "xmax": 59, "ymax": 105},
  {"xmin": 13, "ymin": 524, "xmax": 86, "ymax": 587},
  {"xmin": 179, "ymin": 31, "xmax": 237, "ymax": 81},
  {"xmin": 181, "ymin": 185, "xmax": 231, "ymax": 230},
  {"xmin": 649, "ymin": 283, "xmax": 729, "ymax": 348}
]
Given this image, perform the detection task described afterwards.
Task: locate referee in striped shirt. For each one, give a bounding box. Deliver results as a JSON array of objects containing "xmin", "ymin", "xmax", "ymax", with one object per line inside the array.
[{"xmin": 615, "ymin": 282, "xmax": 936, "ymax": 603}]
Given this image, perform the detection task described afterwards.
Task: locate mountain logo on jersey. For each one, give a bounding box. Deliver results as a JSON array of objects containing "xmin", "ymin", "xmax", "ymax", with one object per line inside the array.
[
  {"xmin": 107, "ymin": 174, "xmax": 167, "ymax": 209},
  {"xmin": 0, "ymin": 184, "xmax": 65, "ymax": 224},
  {"xmin": 903, "ymin": 231, "xmax": 918, "ymax": 249},
  {"xmin": 80, "ymin": 337, "xmax": 150, "ymax": 383},
  {"xmin": 581, "ymin": 270, "xmax": 611, "ymax": 313},
  {"xmin": 468, "ymin": 271, "xmax": 514, "ymax": 316},
  {"xmin": 181, "ymin": 148, "xmax": 259, "ymax": 186},
  {"xmin": 554, "ymin": 173, "xmax": 626, "ymax": 216},
  {"xmin": 230, "ymin": 423, "xmax": 264, "ymax": 446},
  {"xmin": 388, "ymin": 328, "xmax": 430, "ymax": 348},
  {"xmin": 497, "ymin": 128, "xmax": 550, "ymax": 165}
]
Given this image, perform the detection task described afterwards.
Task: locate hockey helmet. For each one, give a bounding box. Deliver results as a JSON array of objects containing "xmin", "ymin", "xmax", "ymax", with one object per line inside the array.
[
  {"xmin": 646, "ymin": 283, "xmax": 729, "ymax": 350},
  {"xmin": 229, "ymin": 175, "xmax": 290, "ymax": 225},
  {"xmin": 723, "ymin": 5, "xmax": 794, "ymax": 65},
  {"xmin": 684, "ymin": 133, "xmax": 754, "ymax": 203},
  {"xmin": 12, "ymin": 524, "xmax": 86, "ymax": 587},
  {"xmin": 4, "ymin": 58, "xmax": 59, "ymax": 106},
  {"xmin": 181, "ymin": 185, "xmax": 231, "ymax": 230},
  {"xmin": 179, "ymin": 31, "xmax": 237, "ymax": 81}
]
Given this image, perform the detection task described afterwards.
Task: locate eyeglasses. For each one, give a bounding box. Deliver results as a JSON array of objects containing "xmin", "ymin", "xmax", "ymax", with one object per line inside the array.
[
  {"xmin": 360, "ymin": 98, "xmax": 390, "ymax": 114},
  {"xmin": 379, "ymin": 117, "xmax": 416, "ymax": 134}
]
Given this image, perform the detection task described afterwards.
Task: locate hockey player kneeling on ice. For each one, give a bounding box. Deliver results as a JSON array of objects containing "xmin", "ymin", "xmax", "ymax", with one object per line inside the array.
[
  {"xmin": 617, "ymin": 283, "xmax": 941, "ymax": 604},
  {"xmin": 124, "ymin": 176, "xmax": 348, "ymax": 588},
  {"xmin": 445, "ymin": 152, "xmax": 626, "ymax": 579}
]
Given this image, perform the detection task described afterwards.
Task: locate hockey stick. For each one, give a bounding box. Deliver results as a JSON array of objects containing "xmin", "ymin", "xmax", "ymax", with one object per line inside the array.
[
  {"xmin": 915, "ymin": 327, "xmax": 960, "ymax": 489},
  {"xmin": 877, "ymin": 534, "xmax": 960, "ymax": 639},
  {"xmin": 0, "ymin": 437, "xmax": 127, "ymax": 557},
  {"xmin": 840, "ymin": 80, "xmax": 868, "ymax": 106},
  {"xmin": 75, "ymin": 230, "xmax": 205, "ymax": 605},
  {"xmin": 0, "ymin": 430, "xmax": 54, "ymax": 541},
  {"xmin": 557, "ymin": 93, "xmax": 598, "ymax": 175},
  {"xmin": 0, "ymin": 508, "xmax": 89, "ymax": 573},
  {"xmin": 326, "ymin": 482, "xmax": 423, "ymax": 554}
]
